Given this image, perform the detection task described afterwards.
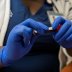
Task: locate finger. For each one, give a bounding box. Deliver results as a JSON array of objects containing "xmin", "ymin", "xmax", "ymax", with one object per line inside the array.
[
  {"xmin": 21, "ymin": 19, "xmax": 48, "ymax": 35},
  {"xmin": 67, "ymin": 34, "xmax": 72, "ymax": 41},
  {"xmin": 15, "ymin": 25, "xmax": 37, "ymax": 47},
  {"xmin": 58, "ymin": 25, "xmax": 72, "ymax": 44},
  {"xmin": 22, "ymin": 26, "xmax": 33, "ymax": 47},
  {"xmin": 52, "ymin": 17, "xmax": 66, "ymax": 30},
  {"xmin": 29, "ymin": 35, "xmax": 39, "ymax": 48},
  {"xmin": 22, "ymin": 34, "xmax": 39, "ymax": 56},
  {"xmin": 54, "ymin": 20, "xmax": 71, "ymax": 41}
]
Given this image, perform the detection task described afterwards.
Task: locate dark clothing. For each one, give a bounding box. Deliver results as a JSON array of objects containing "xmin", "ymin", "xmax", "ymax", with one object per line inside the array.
[{"xmin": 2, "ymin": 0, "xmax": 60, "ymax": 72}]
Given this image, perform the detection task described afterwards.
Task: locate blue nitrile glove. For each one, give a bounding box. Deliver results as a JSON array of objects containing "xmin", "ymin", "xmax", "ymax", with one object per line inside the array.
[
  {"xmin": 52, "ymin": 17, "xmax": 72, "ymax": 48},
  {"xmin": 0, "ymin": 18, "xmax": 48, "ymax": 66}
]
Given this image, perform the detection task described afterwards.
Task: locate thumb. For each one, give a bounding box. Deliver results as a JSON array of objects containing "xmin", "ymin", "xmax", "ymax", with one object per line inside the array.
[
  {"xmin": 21, "ymin": 19, "xmax": 48, "ymax": 35},
  {"xmin": 52, "ymin": 17, "xmax": 65, "ymax": 30},
  {"xmin": 23, "ymin": 26, "xmax": 33, "ymax": 47}
]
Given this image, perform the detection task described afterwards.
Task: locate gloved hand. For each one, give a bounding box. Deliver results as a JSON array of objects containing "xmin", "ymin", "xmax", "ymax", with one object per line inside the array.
[
  {"xmin": 52, "ymin": 17, "xmax": 72, "ymax": 48},
  {"xmin": 0, "ymin": 18, "xmax": 48, "ymax": 66}
]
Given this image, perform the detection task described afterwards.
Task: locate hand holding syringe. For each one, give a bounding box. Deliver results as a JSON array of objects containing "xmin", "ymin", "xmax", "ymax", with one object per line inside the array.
[
  {"xmin": 33, "ymin": 25, "xmax": 62, "ymax": 35},
  {"xmin": 33, "ymin": 15, "xmax": 62, "ymax": 35},
  {"xmin": 33, "ymin": 16, "xmax": 72, "ymax": 49},
  {"xmin": 33, "ymin": 11, "xmax": 63, "ymax": 35}
]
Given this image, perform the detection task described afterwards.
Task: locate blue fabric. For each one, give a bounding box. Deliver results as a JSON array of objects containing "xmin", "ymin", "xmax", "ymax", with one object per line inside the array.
[
  {"xmin": 2, "ymin": 0, "xmax": 60, "ymax": 72},
  {"xmin": 4, "ymin": 0, "xmax": 52, "ymax": 45},
  {"xmin": 52, "ymin": 17, "xmax": 72, "ymax": 48}
]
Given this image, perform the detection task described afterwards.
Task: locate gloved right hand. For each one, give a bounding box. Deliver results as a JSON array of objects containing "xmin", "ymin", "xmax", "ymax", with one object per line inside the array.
[
  {"xmin": 52, "ymin": 17, "xmax": 72, "ymax": 48},
  {"xmin": 0, "ymin": 19, "xmax": 48, "ymax": 66}
]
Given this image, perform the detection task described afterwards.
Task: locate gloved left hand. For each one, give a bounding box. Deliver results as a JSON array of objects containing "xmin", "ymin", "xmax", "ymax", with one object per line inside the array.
[{"xmin": 52, "ymin": 17, "xmax": 72, "ymax": 48}]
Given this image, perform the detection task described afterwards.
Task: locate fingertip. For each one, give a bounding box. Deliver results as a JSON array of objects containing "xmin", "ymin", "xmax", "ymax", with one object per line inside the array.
[
  {"xmin": 52, "ymin": 16, "xmax": 66, "ymax": 29},
  {"xmin": 22, "ymin": 18, "xmax": 36, "ymax": 26}
]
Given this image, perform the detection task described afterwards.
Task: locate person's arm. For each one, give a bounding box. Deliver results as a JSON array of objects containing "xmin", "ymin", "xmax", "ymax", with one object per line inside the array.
[
  {"xmin": 52, "ymin": 16, "xmax": 72, "ymax": 48},
  {"xmin": 0, "ymin": 18, "xmax": 48, "ymax": 67}
]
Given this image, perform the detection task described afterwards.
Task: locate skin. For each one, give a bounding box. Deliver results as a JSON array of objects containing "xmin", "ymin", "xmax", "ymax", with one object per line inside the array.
[
  {"xmin": 23, "ymin": 0, "xmax": 72, "ymax": 57},
  {"xmin": 0, "ymin": 0, "xmax": 72, "ymax": 68},
  {"xmin": 0, "ymin": 0, "xmax": 45, "ymax": 68},
  {"xmin": 25, "ymin": 0, "xmax": 72, "ymax": 58},
  {"xmin": 22, "ymin": 0, "xmax": 45, "ymax": 15}
]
